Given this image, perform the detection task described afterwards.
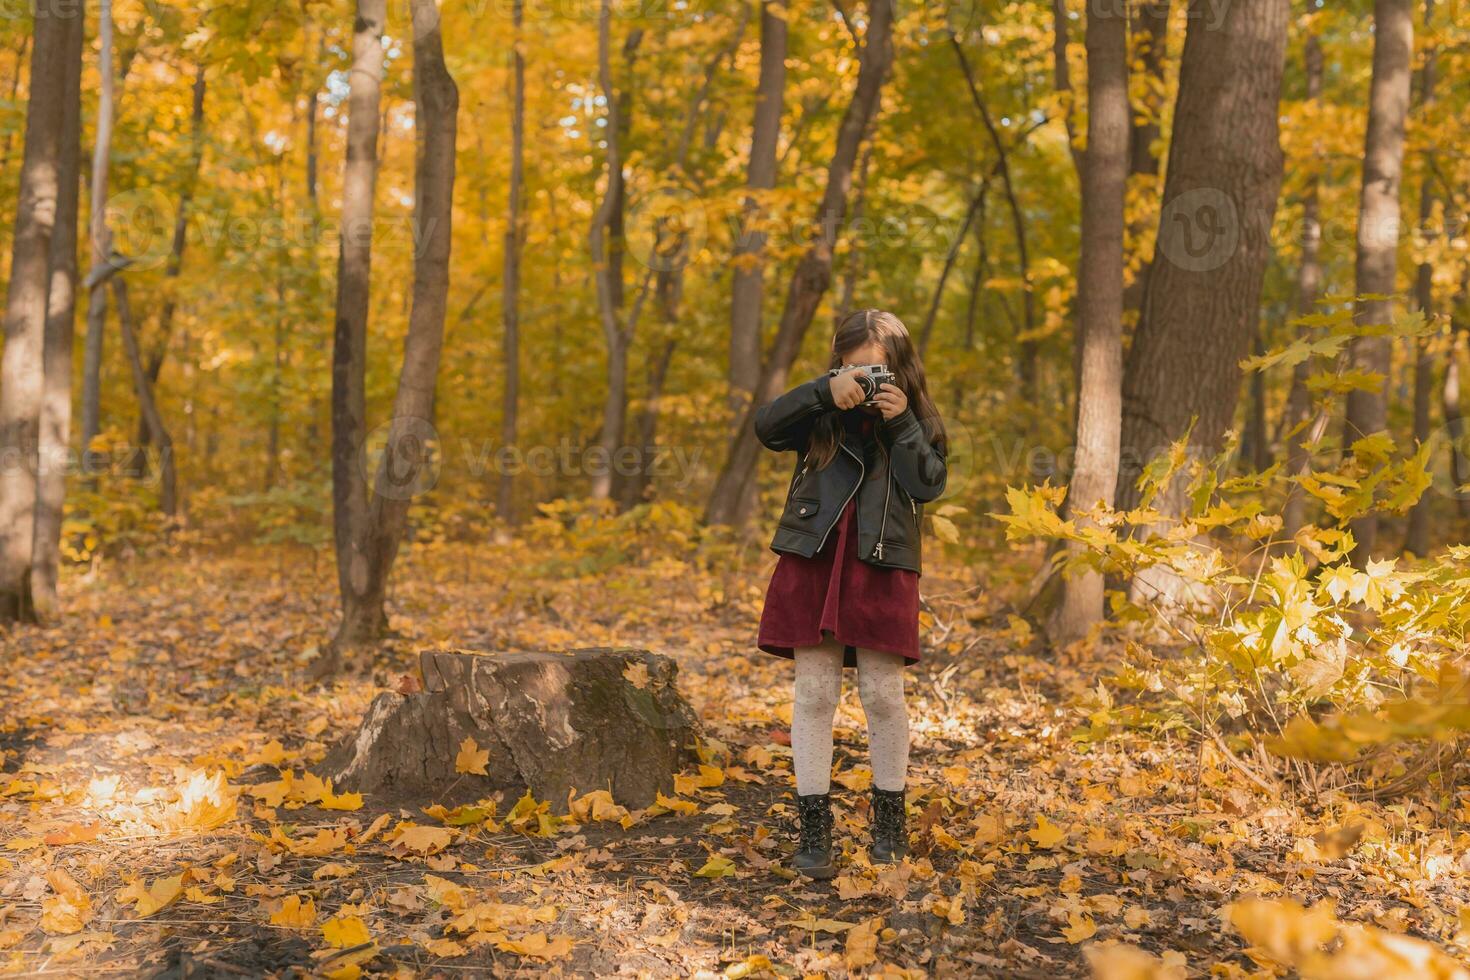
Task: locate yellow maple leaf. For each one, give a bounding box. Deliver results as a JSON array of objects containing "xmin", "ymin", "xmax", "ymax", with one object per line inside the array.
[
  {"xmin": 162, "ymin": 770, "xmax": 239, "ymax": 832},
  {"xmin": 1028, "ymin": 814, "xmax": 1065, "ymax": 849},
  {"xmin": 322, "ymin": 914, "xmax": 372, "ymax": 948},
  {"xmin": 319, "ymin": 781, "xmax": 364, "ymax": 811},
  {"xmin": 693, "ymin": 855, "xmax": 736, "ymax": 878},
  {"xmin": 494, "ymin": 931, "xmax": 573, "ymax": 961},
  {"xmin": 392, "ymin": 824, "xmax": 454, "ymax": 856},
  {"xmin": 673, "ymin": 764, "xmax": 725, "ymax": 794},
  {"xmin": 844, "ymin": 916, "xmax": 881, "ymax": 969},
  {"xmin": 1062, "ymin": 913, "xmax": 1097, "ymax": 944},
  {"xmin": 566, "ymin": 789, "xmax": 628, "ymax": 824},
  {"xmin": 455, "ymin": 737, "xmax": 489, "ymax": 776},
  {"xmin": 270, "ymin": 895, "xmax": 318, "ymax": 929},
  {"xmin": 117, "ymin": 873, "xmax": 184, "ymax": 918},
  {"xmin": 41, "ymin": 869, "xmax": 93, "ymax": 935}
]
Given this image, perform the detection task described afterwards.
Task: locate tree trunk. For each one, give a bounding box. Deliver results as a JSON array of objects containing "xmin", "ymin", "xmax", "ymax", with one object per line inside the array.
[
  {"xmin": 133, "ymin": 65, "xmax": 206, "ymax": 474},
  {"xmin": 0, "ymin": 2, "xmax": 72, "ymax": 623},
  {"xmin": 1282, "ymin": 31, "xmax": 1324, "ymax": 540},
  {"xmin": 331, "ymin": 0, "xmax": 458, "ymax": 655},
  {"xmin": 112, "ymin": 277, "xmax": 176, "ymax": 516},
  {"xmin": 1404, "ymin": 0, "xmax": 1435, "ymax": 558},
  {"xmin": 31, "ymin": 6, "xmax": 84, "ymax": 623},
  {"xmin": 1444, "ymin": 297, "xmax": 1470, "ymax": 519},
  {"xmin": 81, "ymin": 0, "xmax": 117, "ymax": 476},
  {"xmin": 1114, "ymin": 0, "xmax": 1289, "ymax": 606},
  {"xmin": 728, "ymin": 0, "xmax": 788, "ymax": 409},
  {"xmin": 587, "ymin": 1, "xmax": 635, "ymax": 502},
  {"xmin": 705, "ymin": 0, "xmax": 893, "ymax": 527},
  {"xmin": 498, "ymin": 0, "xmax": 525, "ymax": 523},
  {"xmin": 917, "ymin": 184, "xmax": 985, "ymax": 358},
  {"xmin": 1344, "ymin": 0, "xmax": 1413, "ymax": 566},
  {"xmin": 1051, "ymin": 0, "xmax": 1128, "ymax": 645},
  {"xmin": 1121, "ymin": 0, "xmax": 1171, "ymax": 318},
  {"xmin": 952, "ymin": 37, "xmax": 1036, "ymax": 401},
  {"xmin": 329, "ymin": 0, "xmax": 388, "ymax": 650},
  {"xmin": 1115, "ymin": 0, "xmax": 1289, "ymax": 511}
]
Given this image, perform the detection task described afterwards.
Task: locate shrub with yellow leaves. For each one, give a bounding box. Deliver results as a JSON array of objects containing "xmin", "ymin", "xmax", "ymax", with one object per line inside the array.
[{"xmin": 997, "ymin": 305, "xmax": 1470, "ymax": 797}]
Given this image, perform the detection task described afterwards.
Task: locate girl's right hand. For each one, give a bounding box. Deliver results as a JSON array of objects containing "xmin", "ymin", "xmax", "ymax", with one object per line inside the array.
[{"xmin": 829, "ymin": 369, "xmax": 865, "ymax": 410}]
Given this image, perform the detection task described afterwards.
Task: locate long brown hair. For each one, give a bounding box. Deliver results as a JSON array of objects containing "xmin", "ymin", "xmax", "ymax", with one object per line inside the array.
[{"xmin": 806, "ymin": 309, "xmax": 947, "ymax": 469}]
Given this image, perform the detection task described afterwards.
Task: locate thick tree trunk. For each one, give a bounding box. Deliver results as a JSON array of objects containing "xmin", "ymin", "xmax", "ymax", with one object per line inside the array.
[
  {"xmin": 498, "ymin": 0, "xmax": 525, "ymax": 523},
  {"xmin": 1282, "ymin": 32, "xmax": 1324, "ymax": 540},
  {"xmin": 0, "ymin": 2, "xmax": 72, "ymax": 623},
  {"xmin": 1114, "ymin": 0, "xmax": 1289, "ymax": 606},
  {"xmin": 329, "ymin": 0, "xmax": 388, "ymax": 650},
  {"xmin": 1344, "ymin": 0, "xmax": 1413, "ymax": 566},
  {"xmin": 705, "ymin": 0, "xmax": 893, "ymax": 527},
  {"xmin": 1121, "ymin": 0, "xmax": 1171, "ymax": 318},
  {"xmin": 31, "ymin": 7, "xmax": 85, "ymax": 623},
  {"xmin": 81, "ymin": 0, "xmax": 117, "ymax": 476},
  {"xmin": 1115, "ymin": 0, "xmax": 1289, "ymax": 509},
  {"xmin": 112, "ymin": 277, "xmax": 176, "ymax": 516},
  {"xmin": 1051, "ymin": 0, "xmax": 1128, "ymax": 645},
  {"xmin": 728, "ymin": 0, "xmax": 788, "ymax": 408},
  {"xmin": 332, "ymin": 0, "xmax": 458, "ymax": 654},
  {"xmin": 1404, "ymin": 0, "xmax": 1436, "ymax": 558}
]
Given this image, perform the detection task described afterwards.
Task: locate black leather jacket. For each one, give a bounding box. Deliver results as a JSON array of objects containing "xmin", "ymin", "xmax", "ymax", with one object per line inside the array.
[{"xmin": 754, "ymin": 375, "xmax": 947, "ymax": 574}]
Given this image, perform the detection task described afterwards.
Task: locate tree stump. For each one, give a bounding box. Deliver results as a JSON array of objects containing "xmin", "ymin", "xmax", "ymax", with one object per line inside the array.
[{"xmin": 319, "ymin": 648, "xmax": 701, "ymax": 812}]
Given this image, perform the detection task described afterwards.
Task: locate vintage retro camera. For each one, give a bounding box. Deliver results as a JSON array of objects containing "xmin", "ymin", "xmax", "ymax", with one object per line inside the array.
[{"xmin": 830, "ymin": 364, "xmax": 897, "ymax": 406}]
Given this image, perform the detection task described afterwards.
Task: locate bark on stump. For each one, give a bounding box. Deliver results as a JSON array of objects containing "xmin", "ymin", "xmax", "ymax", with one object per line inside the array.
[{"xmin": 320, "ymin": 648, "xmax": 701, "ymax": 812}]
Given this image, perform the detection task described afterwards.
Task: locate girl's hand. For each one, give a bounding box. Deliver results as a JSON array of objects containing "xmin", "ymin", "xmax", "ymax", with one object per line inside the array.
[
  {"xmin": 829, "ymin": 370, "xmax": 866, "ymax": 410},
  {"xmin": 872, "ymin": 383, "xmax": 907, "ymax": 420}
]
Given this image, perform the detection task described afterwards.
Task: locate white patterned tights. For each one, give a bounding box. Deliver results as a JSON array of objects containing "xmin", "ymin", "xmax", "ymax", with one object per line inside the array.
[{"xmin": 791, "ymin": 640, "xmax": 909, "ymax": 795}]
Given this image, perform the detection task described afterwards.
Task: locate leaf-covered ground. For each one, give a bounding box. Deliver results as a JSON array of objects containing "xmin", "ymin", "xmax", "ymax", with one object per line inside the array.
[{"xmin": 2, "ymin": 534, "xmax": 1469, "ymax": 977}]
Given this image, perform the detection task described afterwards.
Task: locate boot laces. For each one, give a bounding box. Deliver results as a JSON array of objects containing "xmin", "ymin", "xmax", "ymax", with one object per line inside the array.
[{"xmin": 796, "ymin": 797, "xmax": 829, "ymax": 849}]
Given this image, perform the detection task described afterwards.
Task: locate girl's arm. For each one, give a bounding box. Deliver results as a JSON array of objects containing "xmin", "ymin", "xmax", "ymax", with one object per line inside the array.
[
  {"xmin": 879, "ymin": 408, "xmax": 947, "ymax": 502},
  {"xmin": 754, "ymin": 376, "xmax": 836, "ymax": 452}
]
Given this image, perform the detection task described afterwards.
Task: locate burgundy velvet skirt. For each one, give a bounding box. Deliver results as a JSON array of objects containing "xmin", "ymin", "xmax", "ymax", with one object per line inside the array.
[{"xmin": 757, "ymin": 497, "xmax": 921, "ymax": 667}]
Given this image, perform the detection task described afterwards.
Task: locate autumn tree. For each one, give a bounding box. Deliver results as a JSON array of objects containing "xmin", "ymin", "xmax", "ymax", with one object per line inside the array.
[
  {"xmin": 325, "ymin": 0, "xmax": 459, "ymax": 661},
  {"xmin": 0, "ymin": 1, "xmax": 78, "ymax": 622},
  {"xmin": 704, "ymin": 0, "xmax": 894, "ymax": 527},
  {"xmin": 1344, "ymin": 0, "xmax": 1414, "ymax": 565},
  {"xmin": 1053, "ymin": 0, "xmax": 1128, "ymax": 643}
]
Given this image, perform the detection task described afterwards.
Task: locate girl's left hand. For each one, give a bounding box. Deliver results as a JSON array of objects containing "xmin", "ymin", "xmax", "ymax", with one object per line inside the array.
[{"xmin": 872, "ymin": 383, "xmax": 908, "ymax": 420}]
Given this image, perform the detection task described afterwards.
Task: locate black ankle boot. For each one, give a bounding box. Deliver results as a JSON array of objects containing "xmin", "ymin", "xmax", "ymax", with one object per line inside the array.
[
  {"xmin": 869, "ymin": 787, "xmax": 908, "ymax": 863},
  {"xmin": 793, "ymin": 792, "xmax": 836, "ymax": 879}
]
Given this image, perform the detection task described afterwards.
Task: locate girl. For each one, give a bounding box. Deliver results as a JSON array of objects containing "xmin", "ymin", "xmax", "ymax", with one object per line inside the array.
[{"xmin": 753, "ymin": 309, "xmax": 948, "ymax": 878}]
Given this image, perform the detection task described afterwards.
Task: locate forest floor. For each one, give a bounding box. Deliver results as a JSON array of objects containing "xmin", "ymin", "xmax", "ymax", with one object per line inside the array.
[{"xmin": 1, "ymin": 523, "xmax": 1469, "ymax": 978}]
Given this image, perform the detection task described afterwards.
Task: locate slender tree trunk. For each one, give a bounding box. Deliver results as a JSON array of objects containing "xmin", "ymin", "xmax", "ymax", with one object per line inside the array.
[
  {"xmin": 332, "ymin": 0, "xmax": 458, "ymax": 653},
  {"xmin": 112, "ymin": 277, "xmax": 176, "ymax": 516},
  {"xmin": 728, "ymin": 0, "xmax": 788, "ymax": 410},
  {"xmin": 917, "ymin": 184, "xmax": 985, "ymax": 358},
  {"xmin": 588, "ymin": 0, "xmax": 629, "ymax": 502},
  {"xmin": 705, "ymin": 0, "xmax": 893, "ymax": 527},
  {"xmin": 836, "ymin": 141, "xmax": 873, "ymax": 327},
  {"xmin": 1050, "ymin": 0, "xmax": 1082, "ymax": 176},
  {"xmin": 329, "ymin": 0, "xmax": 387, "ymax": 651},
  {"xmin": 1283, "ymin": 32, "xmax": 1324, "ymax": 540},
  {"xmin": 133, "ymin": 66, "xmax": 206, "ymax": 472},
  {"xmin": 0, "ymin": 1, "xmax": 72, "ymax": 623},
  {"xmin": 952, "ymin": 37, "xmax": 1036, "ymax": 400},
  {"xmin": 1345, "ymin": 0, "xmax": 1413, "ymax": 566},
  {"xmin": 1051, "ymin": 0, "xmax": 1128, "ymax": 644},
  {"xmin": 31, "ymin": 6, "xmax": 85, "ymax": 623},
  {"xmin": 81, "ymin": 0, "xmax": 117, "ymax": 475},
  {"xmin": 498, "ymin": 0, "xmax": 525, "ymax": 521},
  {"xmin": 1114, "ymin": 0, "xmax": 1290, "ymax": 605},
  {"xmin": 1444, "ymin": 292, "xmax": 1470, "ymax": 518},
  {"xmin": 1245, "ymin": 326, "xmax": 1268, "ymax": 471},
  {"xmin": 1405, "ymin": 0, "xmax": 1436, "ymax": 557}
]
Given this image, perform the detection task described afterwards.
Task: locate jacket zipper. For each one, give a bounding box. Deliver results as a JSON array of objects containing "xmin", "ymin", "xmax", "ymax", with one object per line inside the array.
[
  {"xmin": 874, "ymin": 467, "xmax": 892, "ymax": 561},
  {"xmin": 815, "ymin": 442, "xmax": 864, "ymax": 554}
]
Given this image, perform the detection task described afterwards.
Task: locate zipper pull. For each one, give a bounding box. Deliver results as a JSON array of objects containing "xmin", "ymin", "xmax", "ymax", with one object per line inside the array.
[
  {"xmin": 874, "ymin": 542, "xmax": 884, "ymax": 560},
  {"xmin": 910, "ymin": 498, "xmax": 917, "ymax": 516}
]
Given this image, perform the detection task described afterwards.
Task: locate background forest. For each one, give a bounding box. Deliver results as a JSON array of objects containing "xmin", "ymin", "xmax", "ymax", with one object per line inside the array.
[{"xmin": 4, "ymin": 0, "xmax": 1470, "ymax": 976}]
